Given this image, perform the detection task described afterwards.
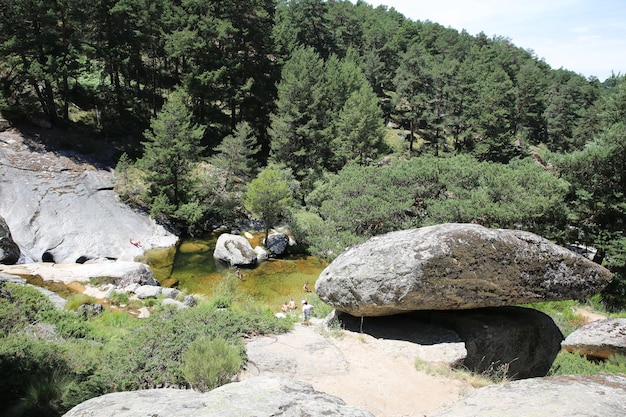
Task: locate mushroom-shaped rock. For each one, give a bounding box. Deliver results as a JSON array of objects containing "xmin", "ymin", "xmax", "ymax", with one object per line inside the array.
[
  {"xmin": 316, "ymin": 223, "xmax": 612, "ymax": 316},
  {"xmin": 213, "ymin": 233, "xmax": 257, "ymax": 266},
  {"xmin": 562, "ymin": 318, "xmax": 626, "ymax": 359},
  {"xmin": 62, "ymin": 375, "xmax": 374, "ymax": 417}
]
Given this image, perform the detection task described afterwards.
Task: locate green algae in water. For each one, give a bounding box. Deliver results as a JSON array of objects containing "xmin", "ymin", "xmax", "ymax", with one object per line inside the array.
[{"xmin": 149, "ymin": 234, "xmax": 327, "ymax": 311}]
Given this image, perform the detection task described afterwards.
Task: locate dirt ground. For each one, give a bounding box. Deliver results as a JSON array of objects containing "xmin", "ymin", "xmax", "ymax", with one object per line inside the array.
[{"xmin": 240, "ymin": 319, "xmax": 473, "ymax": 417}]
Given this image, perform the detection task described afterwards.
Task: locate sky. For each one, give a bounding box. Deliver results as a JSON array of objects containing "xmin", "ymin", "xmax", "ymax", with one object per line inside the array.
[{"xmin": 360, "ymin": 0, "xmax": 626, "ymax": 81}]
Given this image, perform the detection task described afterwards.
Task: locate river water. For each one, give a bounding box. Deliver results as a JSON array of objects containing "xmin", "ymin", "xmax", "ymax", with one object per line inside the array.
[{"xmin": 146, "ymin": 234, "xmax": 327, "ymax": 310}]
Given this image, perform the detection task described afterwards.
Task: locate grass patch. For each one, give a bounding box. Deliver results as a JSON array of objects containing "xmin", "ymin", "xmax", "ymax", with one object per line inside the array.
[
  {"xmin": 414, "ymin": 357, "xmax": 501, "ymax": 388},
  {"xmin": 65, "ymin": 293, "xmax": 99, "ymax": 312},
  {"xmin": 549, "ymin": 351, "xmax": 626, "ymax": 375},
  {"xmin": 522, "ymin": 300, "xmax": 587, "ymax": 336}
]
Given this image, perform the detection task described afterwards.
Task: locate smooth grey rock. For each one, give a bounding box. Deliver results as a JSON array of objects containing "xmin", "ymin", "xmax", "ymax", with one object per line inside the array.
[
  {"xmin": 316, "ymin": 223, "xmax": 612, "ymax": 316},
  {"xmin": 430, "ymin": 374, "xmax": 626, "ymax": 417},
  {"xmin": 0, "ymin": 129, "xmax": 178, "ymax": 263},
  {"xmin": 62, "ymin": 376, "xmax": 374, "ymax": 417},
  {"xmin": 562, "ymin": 318, "xmax": 626, "ymax": 359},
  {"xmin": 213, "ymin": 233, "xmax": 257, "ymax": 266},
  {"xmin": 134, "ymin": 284, "xmax": 162, "ymax": 299},
  {"xmin": 254, "ymin": 245, "xmax": 269, "ymax": 262},
  {"xmin": 414, "ymin": 306, "xmax": 563, "ymax": 379},
  {"xmin": 161, "ymin": 287, "xmax": 181, "ymax": 299},
  {"xmin": 182, "ymin": 295, "xmax": 197, "ymax": 307},
  {"xmin": 266, "ymin": 232, "xmax": 289, "ymax": 255},
  {"xmin": 0, "ymin": 215, "xmax": 20, "ymax": 264}
]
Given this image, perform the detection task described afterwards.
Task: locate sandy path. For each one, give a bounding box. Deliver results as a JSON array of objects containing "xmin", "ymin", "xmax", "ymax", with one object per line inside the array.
[
  {"xmin": 241, "ymin": 320, "xmax": 472, "ymax": 417},
  {"xmin": 572, "ymin": 307, "xmax": 607, "ymax": 324}
]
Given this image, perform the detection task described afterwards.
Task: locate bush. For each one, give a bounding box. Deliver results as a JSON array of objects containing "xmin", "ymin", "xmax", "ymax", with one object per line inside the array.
[
  {"xmin": 0, "ymin": 335, "xmax": 74, "ymax": 416},
  {"xmin": 549, "ymin": 351, "xmax": 626, "ymax": 375},
  {"xmin": 0, "ymin": 282, "xmax": 57, "ymax": 335},
  {"xmin": 182, "ymin": 336, "xmax": 243, "ymax": 392}
]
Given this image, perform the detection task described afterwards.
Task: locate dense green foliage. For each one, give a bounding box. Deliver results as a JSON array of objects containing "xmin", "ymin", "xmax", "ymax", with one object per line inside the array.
[
  {"xmin": 1, "ymin": 0, "xmax": 625, "ymax": 306},
  {"xmin": 0, "ymin": 282, "xmax": 291, "ymax": 416},
  {"xmin": 294, "ymin": 155, "xmax": 569, "ymax": 258}
]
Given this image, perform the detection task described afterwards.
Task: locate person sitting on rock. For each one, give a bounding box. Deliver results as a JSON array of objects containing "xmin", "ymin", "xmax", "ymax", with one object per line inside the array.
[
  {"xmin": 281, "ymin": 302, "xmax": 290, "ymax": 313},
  {"xmin": 288, "ymin": 299, "xmax": 297, "ymax": 310}
]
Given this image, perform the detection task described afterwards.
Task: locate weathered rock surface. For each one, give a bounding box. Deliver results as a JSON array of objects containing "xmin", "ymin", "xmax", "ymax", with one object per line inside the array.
[
  {"xmin": 0, "ymin": 128, "xmax": 178, "ymax": 264},
  {"xmin": 414, "ymin": 306, "xmax": 563, "ymax": 379},
  {"xmin": 0, "ymin": 259, "xmax": 154, "ymax": 285},
  {"xmin": 316, "ymin": 223, "xmax": 612, "ymax": 316},
  {"xmin": 429, "ymin": 374, "xmax": 626, "ymax": 417},
  {"xmin": 562, "ymin": 318, "xmax": 626, "ymax": 359},
  {"xmin": 0, "ymin": 215, "xmax": 20, "ymax": 264},
  {"xmin": 213, "ymin": 233, "xmax": 257, "ymax": 266},
  {"xmin": 63, "ymin": 375, "xmax": 374, "ymax": 417},
  {"xmin": 266, "ymin": 232, "xmax": 289, "ymax": 255}
]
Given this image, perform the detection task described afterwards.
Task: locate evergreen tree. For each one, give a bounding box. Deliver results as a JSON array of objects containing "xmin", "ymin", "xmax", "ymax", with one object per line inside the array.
[
  {"xmin": 244, "ymin": 164, "xmax": 293, "ymax": 244},
  {"xmin": 270, "ymin": 46, "xmax": 325, "ymax": 189},
  {"xmin": 554, "ymin": 77, "xmax": 626, "ymax": 309},
  {"xmin": 333, "ymin": 83, "xmax": 386, "ymax": 166},
  {"xmin": 139, "ymin": 89, "xmax": 205, "ymax": 227},
  {"xmin": 210, "ymin": 121, "xmax": 260, "ymax": 190}
]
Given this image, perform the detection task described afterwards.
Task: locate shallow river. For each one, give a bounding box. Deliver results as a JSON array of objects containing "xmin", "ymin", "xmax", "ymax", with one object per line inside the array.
[{"xmin": 146, "ymin": 234, "xmax": 327, "ymax": 310}]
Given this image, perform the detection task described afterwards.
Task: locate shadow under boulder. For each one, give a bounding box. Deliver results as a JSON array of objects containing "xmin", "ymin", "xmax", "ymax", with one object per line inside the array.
[{"xmin": 335, "ymin": 306, "xmax": 563, "ymax": 380}]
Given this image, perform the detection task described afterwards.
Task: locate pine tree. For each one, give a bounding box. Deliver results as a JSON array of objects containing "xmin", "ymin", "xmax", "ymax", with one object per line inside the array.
[
  {"xmin": 210, "ymin": 121, "xmax": 260, "ymax": 190},
  {"xmin": 140, "ymin": 89, "xmax": 205, "ymax": 221}
]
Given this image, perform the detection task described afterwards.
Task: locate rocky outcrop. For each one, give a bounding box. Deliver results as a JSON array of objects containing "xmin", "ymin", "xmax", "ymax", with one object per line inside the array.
[
  {"xmin": 213, "ymin": 233, "xmax": 257, "ymax": 266},
  {"xmin": 0, "ymin": 128, "xmax": 178, "ymax": 264},
  {"xmin": 562, "ymin": 318, "xmax": 626, "ymax": 359},
  {"xmin": 0, "ymin": 259, "xmax": 154, "ymax": 285},
  {"xmin": 62, "ymin": 376, "xmax": 374, "ymax": 417},
  {"xmin": 0, "ymin": 215, "xmax": 20, "ymax": 264},
  {"xmin": 316, "ymin": 223, "xmax": 612, "ymax": 316},
  {"xmin": 429, "ymin": 374, "xmax": 626, "ymax": 417}
]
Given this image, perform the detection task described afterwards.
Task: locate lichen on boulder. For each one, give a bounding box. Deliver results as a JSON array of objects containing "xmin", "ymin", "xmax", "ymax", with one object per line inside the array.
[{"xmin": 315, "ymin": 223, "xmax": 612, "ymax": 316}]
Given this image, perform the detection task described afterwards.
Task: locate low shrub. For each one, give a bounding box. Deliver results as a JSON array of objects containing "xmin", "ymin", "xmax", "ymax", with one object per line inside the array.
[
  {"xmin": 182, "ymin": 336, "xmax": 243, "ymax": 392},
  {"xmin": 549, "ymin": 351, "xmax": 626, "ymax": 375},
  {"xmin": 64, "ymin": 294, "xmax": 98, "ymax": 312}
]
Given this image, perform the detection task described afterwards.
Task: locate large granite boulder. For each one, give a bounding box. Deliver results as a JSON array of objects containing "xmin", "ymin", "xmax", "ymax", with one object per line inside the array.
[
  {"xmin": 63, "ymin": 375, "xmax": 374, "ymax": 417},
  {"xmin": 213, "ymin": 233, "xmax": 257, "ymax": 266},
  {"xmin": 0, "ymin": 128, "xmax": 178, "ymax": 263},
  {"xmin": 429, "ymin": 374, "xmax": 626, "ymax": 417},
  {"xmin": 316, "ymin": 223, "xmax": 612, "ymax": 316},
  {"xmin": 562, "ymin": 318, "xmax": 626, "ymax": 359},
  {"xmin": 0, "ymin": 215, "xmax": 20, "ymax": 264}
]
